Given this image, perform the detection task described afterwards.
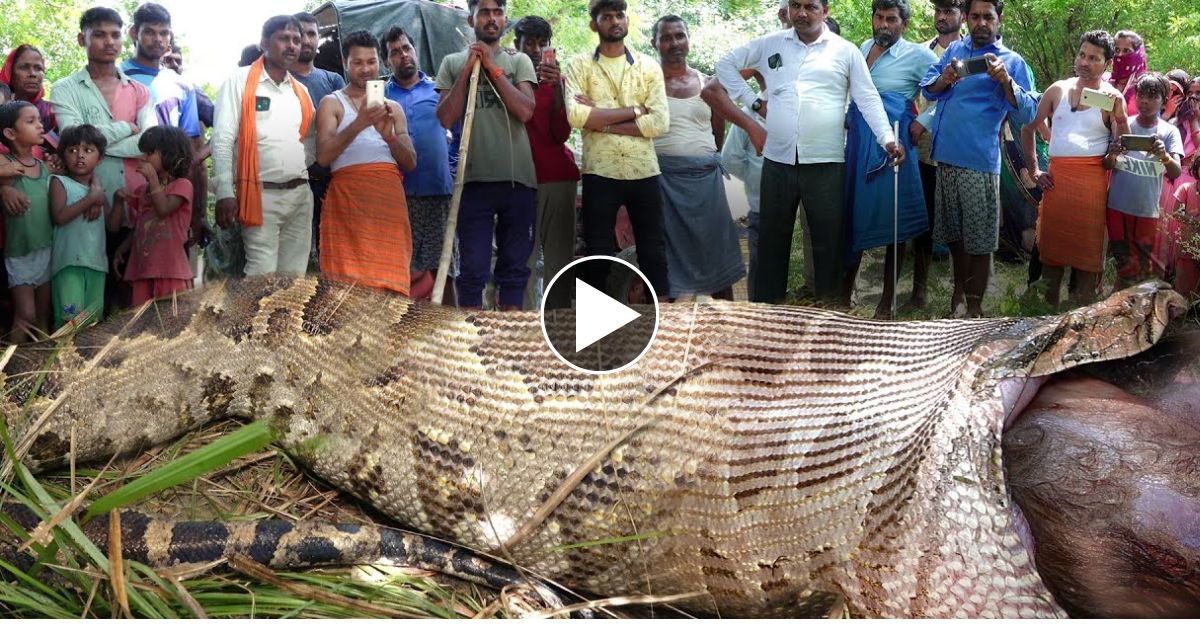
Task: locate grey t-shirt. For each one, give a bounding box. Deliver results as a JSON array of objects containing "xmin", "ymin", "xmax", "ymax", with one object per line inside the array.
[
  {"xmin": 436, "ymin": 48, "xmax": 537, "ymax": 189},
  {"xmin": 1108, "ymin": 118, "xmax": 1183, "ymax": 217}
]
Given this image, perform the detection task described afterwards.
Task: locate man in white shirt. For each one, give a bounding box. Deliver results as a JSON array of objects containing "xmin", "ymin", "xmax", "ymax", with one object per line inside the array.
[
  {"xmin": 212, "ymin": 16, "xmax": 315, "ymax": 277},
  {"xmin": 704, "ymin": 0, "xmax": 903, "ymax": 304}
]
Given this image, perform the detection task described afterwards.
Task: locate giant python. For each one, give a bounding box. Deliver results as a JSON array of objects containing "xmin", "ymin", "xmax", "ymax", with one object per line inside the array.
[{"xmin": 1, "ymin": 275, "xmax": 1197, "ymax": 617}]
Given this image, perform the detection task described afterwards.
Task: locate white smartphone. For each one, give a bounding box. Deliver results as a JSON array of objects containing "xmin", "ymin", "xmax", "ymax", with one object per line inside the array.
[
  {"xmin": 366, "ymin": 80, "xmax": 385, "ymax": 108},
  {"xmin": 1079, "ymin": 87, "xmax": 1115, "ymax": 112}
]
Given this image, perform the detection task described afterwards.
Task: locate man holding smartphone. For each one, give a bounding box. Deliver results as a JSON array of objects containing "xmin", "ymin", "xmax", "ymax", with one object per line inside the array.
[
  {"xmin": 919, "ymin": 0, "xmax": 1036, "ymax": 317},
  {"xmin": 313, "ymin": 30, "xmax": 416, "ymax": 294},
  {"xmin": 513, "ymin": 15, "xmax": 580, "ymax": 310},
  {"xmin": 1022, "ymin": 31, "xmax": 1127, "ymax": 308}
]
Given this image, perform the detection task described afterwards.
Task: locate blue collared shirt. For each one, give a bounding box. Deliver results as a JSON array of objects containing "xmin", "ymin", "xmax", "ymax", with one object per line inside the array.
[
  {"xmin": 859, "ymin": 38, "xmax": 938, "ymax": 100},
  {"xmin": 386, "ymin": 72, "xmax": 454, "ymax": 197},
  {"xmin": 920, "ymin": 39, "xmax": 1037, "ymax": 173}
]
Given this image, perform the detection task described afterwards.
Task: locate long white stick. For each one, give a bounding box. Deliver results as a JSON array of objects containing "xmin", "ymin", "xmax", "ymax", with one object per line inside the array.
[
  {"xmin": 892, "ymin": 120, "xmax": 900, "ymax": 318},
  {"xmin": 433, "ymin": 60, "xmax": 481, "ymax": 305}
]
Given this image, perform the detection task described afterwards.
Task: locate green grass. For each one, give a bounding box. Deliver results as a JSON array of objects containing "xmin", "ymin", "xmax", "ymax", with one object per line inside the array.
[{"xmin": 0, "ymin": 413, "xmax": 512, "ymax": 619}]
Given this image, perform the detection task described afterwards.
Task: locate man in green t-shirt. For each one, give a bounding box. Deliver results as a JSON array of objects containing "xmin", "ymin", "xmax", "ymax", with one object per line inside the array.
[{"xmin": 435, "ymin": 0, "xmax": 537, "ymax": 310}]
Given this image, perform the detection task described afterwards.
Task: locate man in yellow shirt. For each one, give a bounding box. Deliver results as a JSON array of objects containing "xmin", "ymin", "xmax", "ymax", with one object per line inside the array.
[{"xmin": 563, "ymin": 0, "xmax": 670, "ymax": 299}]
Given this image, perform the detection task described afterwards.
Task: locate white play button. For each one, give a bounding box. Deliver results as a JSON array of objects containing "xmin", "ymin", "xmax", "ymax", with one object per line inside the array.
[
  {"xmin": 574, "ymin": 278, "xmax": 641, "ymax": 352},
  {"xmin": 540, "ymin": 256, "xmax": 660, "ymax": 374}
]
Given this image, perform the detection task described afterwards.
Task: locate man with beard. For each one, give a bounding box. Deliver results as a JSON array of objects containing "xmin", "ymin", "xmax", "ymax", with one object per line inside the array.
[
  {"xmin": 435, "ymin": 0, "xmax": 537, "ymax": 311},
  {"xmin": 920, "ymin": 0, "xmax": 1037, "ymax": 317},
  {"xmin": 212, "ymin": 15, "xmax": 316, "ymax": 277},
  {"xmin": 512, "ymin": 16, "xmax": 580, "ymax": 310},
  {"xmin": 563, "ymin": 0, "xmax": 670, "ymax": 300},
  {"xmin": 119, "ymin": 3, "xmax": 210, "ymax": 266},
  {"xmin": 291, "ymin": 12, "xmax": 346, "ymax": 268},
  {"xmin": 383, "ymin": 26, "xmax": 457, "ymax": 304},
  {"xmin": 650, "ymin": 15, "xmax": 743, "ymax": 302},
  {"xmin": 314, "ymin": 30, "xmax": 416, "ymax": 295},
  {"xmin": 707, "ymin": 0, "xmax": 903, "ymax": 305},
  {"xmin": 841, "ymin": 0, "xmax": 937, "ymax": 319},
  {"xmin": 1022, "ymin": 31, "xmax": 1127, "ymax": 307},
  {"xmin": 908, "ymin": 0, "xmax": 963, "ymax": 308}
]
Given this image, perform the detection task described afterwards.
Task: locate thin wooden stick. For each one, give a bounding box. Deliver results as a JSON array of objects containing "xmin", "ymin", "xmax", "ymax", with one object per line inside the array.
[{"xmin": 433, "ymin": 59, "xmax": 482, "ymax": 305}]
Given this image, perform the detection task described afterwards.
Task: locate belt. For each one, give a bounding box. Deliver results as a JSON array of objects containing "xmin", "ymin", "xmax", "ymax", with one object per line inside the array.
[{"xmin": 261, "ymin": 178, "xmax": 308, "ymax": 190}]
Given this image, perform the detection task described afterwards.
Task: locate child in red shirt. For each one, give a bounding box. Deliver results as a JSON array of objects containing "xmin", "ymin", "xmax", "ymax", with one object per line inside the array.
[
  {"xmin": 1172, "ymin": 159, "xmax": 1200, "ymax": 298},
  {"xmin": 113, "ymin": 126, "xmax": 195, "ymax": 306}
]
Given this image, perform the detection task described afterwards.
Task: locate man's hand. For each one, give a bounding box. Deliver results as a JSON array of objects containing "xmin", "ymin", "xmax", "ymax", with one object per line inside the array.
[
  {"xmin": 985, "ymin": 53, "xmax": 1010, "ymax": 85},
  {"xmin": 215, "ymin": 197, "xmax": 238, "ymax": 229},
  {"xmin": 936, "ymin": 60, "xmax": 961, "ymax": 90},
  {"xmin": 537, "ymin": 58, "xmax": 560, "ymax": 84},
  {"xmin": 748, "ymin": 124, "xmax": 767, "ymax": 156},
  {"xmin": 885, "ymin": 141, "xmax": 906, "ymax": 167},
  {"xmin": 354, "ymin": 103, "xmax": 390, "ymax": 134},
  {"xmin": 0, "ymin": 160, "xmax": 22, "ymax": 178},
  {"xmin": 187, "ymin": 216, "xmax": 213, "ymax": 249},
  {"xmin": 908, "ymin": 120, "xmax": 926, "ymax": 144},
  {"xmin": 1, "ymin": 186, "xmax": 30, "ymax": 215},
  {"xmin": 468, "ymin": 42, "xmax": 496, "ymax": 75},
  {"xmin": 1032, "ymin": 168, "xmax": 1055, "ymax": 190}
]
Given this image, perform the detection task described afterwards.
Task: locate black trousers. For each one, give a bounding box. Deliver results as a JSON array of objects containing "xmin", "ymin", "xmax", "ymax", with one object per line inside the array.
[
  {"xmin": 755, "ymin": 160, "xmax": 845, "ymax": 302},
  {"xmin": 580, "ymin": 174, "xmax": 669, "ymax": 298}
]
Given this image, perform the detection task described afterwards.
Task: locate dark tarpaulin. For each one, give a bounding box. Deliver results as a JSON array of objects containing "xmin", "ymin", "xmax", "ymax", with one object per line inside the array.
[{"xmin": 312, "ymin": 0, "xmax": 469, "ymax": 77}]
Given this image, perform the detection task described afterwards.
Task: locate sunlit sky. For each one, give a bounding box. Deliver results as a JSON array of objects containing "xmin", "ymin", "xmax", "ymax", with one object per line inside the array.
[{"xmin": 128, "ymin": 0, "xmax": 316, "ymax": 88}]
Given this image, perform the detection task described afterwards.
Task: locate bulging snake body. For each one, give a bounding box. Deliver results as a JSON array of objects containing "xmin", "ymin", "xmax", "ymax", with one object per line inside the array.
[{"xmin": 0, "ymin": 276, "xmax": 1185, "ymax": 617}]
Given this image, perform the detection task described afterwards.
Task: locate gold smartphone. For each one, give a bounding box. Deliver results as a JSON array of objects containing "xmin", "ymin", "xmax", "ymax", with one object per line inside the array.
[
  {"xmin": 366, "ymin": 80, "xmax": 385, "ymax": 108},
  {"xmin": 1079, "ymin": 87, "xmax": 1115, "ymax": 112}
]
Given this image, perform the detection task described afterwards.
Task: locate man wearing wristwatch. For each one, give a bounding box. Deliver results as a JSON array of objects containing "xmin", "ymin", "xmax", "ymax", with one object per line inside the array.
[
  {"xmin": 563, "ymin": 0, "xmax": 671, "ymax": 300},
  {"xmin": 313, "ymin": 30, "xmax": 416, "ymax": 295},
  {"xmin": 435, "ymin": 0, "xmax": 538, "ymax": 311}
]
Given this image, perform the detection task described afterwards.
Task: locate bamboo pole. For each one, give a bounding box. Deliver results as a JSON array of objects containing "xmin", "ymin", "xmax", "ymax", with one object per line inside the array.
[{"xmin": 432, "ymin": 59, "xmax": 481, "ymax": 305}]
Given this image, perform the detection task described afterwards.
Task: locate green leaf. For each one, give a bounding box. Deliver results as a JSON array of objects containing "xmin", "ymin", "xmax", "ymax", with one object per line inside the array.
[{"xmin": 83, "ymin": 420, "xmax": 278, "ymax": 521}]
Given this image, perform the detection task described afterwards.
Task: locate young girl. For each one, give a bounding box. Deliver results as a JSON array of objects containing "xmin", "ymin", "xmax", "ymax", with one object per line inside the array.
[
  {"xmin": 1172, "ymin": 159, "xmax": 1200, "ymax": 298},
  {"xmin": 113, "ymin": 126, "xmax": 195, "ymax": 306},
  {"xmin": 0, "ymin": 100, "xmax": 52, "ymax": 341},
  {"xmin": 49, "ymin": 124, "xmax": 116, "ymax": 330}
]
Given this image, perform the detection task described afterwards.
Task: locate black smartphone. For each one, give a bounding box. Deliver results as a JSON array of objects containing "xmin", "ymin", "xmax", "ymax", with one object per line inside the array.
[
  {"xmin": 954, "ymin": 56, "xmax": 990, "ymax": 77},
  {"xmin": 1121, "ymin": 134, "xmax": 1157, "ymax": 152}
]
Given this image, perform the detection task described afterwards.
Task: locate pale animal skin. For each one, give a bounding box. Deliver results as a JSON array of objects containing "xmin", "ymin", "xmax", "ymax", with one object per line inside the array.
[{"xmin": 1, "ymin": 276, "xmax": 1186, "ymax": 618}]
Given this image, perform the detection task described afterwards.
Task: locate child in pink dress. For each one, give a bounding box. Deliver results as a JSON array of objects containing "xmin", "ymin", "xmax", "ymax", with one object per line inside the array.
[
  {"xmin": 113, "ymin": 127, "xmax": 195, "ymax": 306},
  {"xmin": 1173, "ymin": 159, "xmax": 1200, "ymax": 298}
]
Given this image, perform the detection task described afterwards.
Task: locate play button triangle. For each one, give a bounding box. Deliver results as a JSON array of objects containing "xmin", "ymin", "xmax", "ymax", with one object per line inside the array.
[{"xmin": 575, "ymin": 278, "xmax": 642, "ymax": 352}]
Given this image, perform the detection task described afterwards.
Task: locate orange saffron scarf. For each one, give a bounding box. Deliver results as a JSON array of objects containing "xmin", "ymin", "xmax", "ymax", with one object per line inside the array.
[{"xmin": 236, "ymin": 57, "xmax": 314, "ymax": 226}]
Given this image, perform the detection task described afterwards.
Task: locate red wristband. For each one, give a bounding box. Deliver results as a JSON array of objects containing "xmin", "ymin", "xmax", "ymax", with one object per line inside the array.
[{"xmin": 489, "ymin": 66, "xmax": 504, "ymax": 81}]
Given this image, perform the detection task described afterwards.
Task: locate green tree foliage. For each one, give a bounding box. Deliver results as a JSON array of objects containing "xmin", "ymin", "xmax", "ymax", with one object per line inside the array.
[
  {"xmin": 2, "ymin": 0, "xmax": 1197, "ymax": 90},
  {"xmin": 0, "ymin": 0, "xmax": 88, "ymax": 84}
]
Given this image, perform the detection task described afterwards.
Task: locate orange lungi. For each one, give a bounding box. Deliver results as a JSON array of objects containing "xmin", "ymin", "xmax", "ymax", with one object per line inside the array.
[
  {"xmin": 1036, "ymin": 156, "xmax": 1110, "ymax": 273},
  {"xmin": 319, "ymin": 162, "xmax": 412, "ymax": 294}
]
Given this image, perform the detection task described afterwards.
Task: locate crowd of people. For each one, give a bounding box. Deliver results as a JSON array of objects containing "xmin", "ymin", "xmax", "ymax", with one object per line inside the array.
[{"xmin": 1, "ymin": 0, "xmax": 1198, "ymax": 341}]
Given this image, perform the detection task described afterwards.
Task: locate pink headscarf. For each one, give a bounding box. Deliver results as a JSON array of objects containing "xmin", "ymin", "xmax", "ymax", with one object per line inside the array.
[{"xmin": 1110, "ymin": 46, "xmax": 1147, "ymax": 85}]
